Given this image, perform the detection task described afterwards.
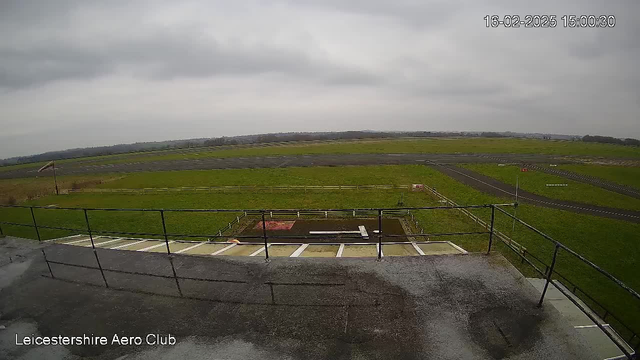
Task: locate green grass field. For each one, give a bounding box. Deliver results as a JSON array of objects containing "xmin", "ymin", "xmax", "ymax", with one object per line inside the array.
[
  {"xmin": 1, "ymin": 164, "xmax": 639, "ymax": 339},
  {"xmin": 558, "ymin": 164, "xmax": 640, "ymax": 191},
  {"xmin": 95, "ymin": 165, "xmax": 431, "ymax": 188},
  {"xmin": 86, "ymin": 137, "xmax": 640, "ymax": 166},
  {"xmin": 3, "ymin": 137, "xmax": 640, "ymax": 173},
  {"xmin": 461, "ymin": 164, "xmax": 640, "ymax": 211},
  {"xmin": 0, "ymin": 174, "xmax": 121, "ymax": 204}
]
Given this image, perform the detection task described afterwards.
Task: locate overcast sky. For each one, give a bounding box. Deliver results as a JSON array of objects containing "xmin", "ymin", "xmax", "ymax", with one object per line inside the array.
[{"xmin": 0, "ymin": 0, "xmax": 638, "ymax": 158}]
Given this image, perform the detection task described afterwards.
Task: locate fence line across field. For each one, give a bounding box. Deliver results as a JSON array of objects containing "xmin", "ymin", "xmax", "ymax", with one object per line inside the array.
[{"xmin": 66, "ymin": 184, "xmax": 412, "ymax": 194}]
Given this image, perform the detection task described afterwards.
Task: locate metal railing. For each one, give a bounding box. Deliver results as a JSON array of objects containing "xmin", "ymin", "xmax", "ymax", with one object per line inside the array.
[
  {"xmin": 2, "ymin": 202, "xmax": 637, "ymax": 358},
  {"xmin": 420, "ymin": 184, "xmax": 638, "ymax": 359},
  {"xmin": 493, "ymin": 205, "xmax": 639, "ymax": 359},
  {"xmin": 0, "ymin": 204, "xmax": 508, "ymax": 254}
]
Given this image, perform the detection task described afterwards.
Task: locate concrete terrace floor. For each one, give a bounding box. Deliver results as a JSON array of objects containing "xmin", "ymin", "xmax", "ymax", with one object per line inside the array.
[{"xmin": 0, "ymin": 237, "xmax": 596, "ymax": 360}]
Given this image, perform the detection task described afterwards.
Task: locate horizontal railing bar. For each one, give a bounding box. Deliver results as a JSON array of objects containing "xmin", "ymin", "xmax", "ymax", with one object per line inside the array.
[
  {"xmin": 497, "ymin": 240, "xmax": 638, "ymax": 344},
  {"xmin": 494, "ymin": 205, "xmax": 640, "ymax": 302},
  {"xmin": 0, "ymin": 204, "xmax": 514, "ymax": 212},
  {"xmin": 386, "ymin": 231, "xmax": 490, "ymax": 237}
]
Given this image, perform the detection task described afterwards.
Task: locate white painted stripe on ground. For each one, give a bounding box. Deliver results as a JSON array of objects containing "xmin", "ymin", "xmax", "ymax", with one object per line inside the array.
[
  {"xmin": 250, "ymin": 244, "xmax": 270, "ymax": 256},
  {"xmin": 574, "ymin": 324, "xmax": 610, "ymax": 329},
  {"xmin": 358, "ymin": 225, "xmax": 369, "ymax": 239},
  {"xmin": 603, "ymin": 354, "xmax": 631, "ymax": 360},
  {"xmin": 447, "ymin": 241, "xmax": 469, "ymax": 255},
  {"xmin": 92, "ymin": 238, "xmax": 124, "ymax": 247},
  {"xmin": 175, "ymin": 242, "xmax": 206, "ymax": 254},
  {"xmin": 138, "ymin": 241, "xmax": 174, "ymax": 252},
  {"xmin": 336, "ymin": 244, "xmax": 345, "ymax": 257},
  {"xmin": 290, "ymin": 244, "xmax": 309, "ymax": 257},
  {"xmin": 412, "ymin": 242, "xmax": 426, "ymax": 256},
  {"xmin": 309, "ymin": 230, "xmax": 361, "ymax": 234},
  {"xmin": 111, "ymin": 240, "xmax": 147, "ymax": 249},
  {"xmin": 63, "ymin": 237, "xmax": 94, "ymax": 245},
  {"xmin": 211, "ymin": 243, "xmax": 237, "ymax": 255},
  {"xmin": 46, "ymin": 234, "xmax": 84, "ymax": 243}
]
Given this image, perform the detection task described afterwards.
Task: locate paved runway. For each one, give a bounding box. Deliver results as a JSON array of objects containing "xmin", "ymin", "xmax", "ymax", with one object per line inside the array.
[
  {"xmin": 428, "ymin": 163, "xmax": 640, "ymax": 223},
  {"xmin": 0, "ymin": 153, "xmax": 572, "ymax": 179}
]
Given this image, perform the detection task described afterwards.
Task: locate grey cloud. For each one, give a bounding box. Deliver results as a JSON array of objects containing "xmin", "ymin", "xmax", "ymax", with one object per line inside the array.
[
  {"xmin": 284, "ymin": 0, "xmax": 459, "ymax": 28},
  {"xmin": 0, "ymin": 0, "xmax": 639, "ymax": 158},
  {"xmin": 0, "ymin": 28, "xmax": 379, "ymax": 89},
  {"xmin": 0, "ymin": 46, "xmax": 112, "ymax": 88}
]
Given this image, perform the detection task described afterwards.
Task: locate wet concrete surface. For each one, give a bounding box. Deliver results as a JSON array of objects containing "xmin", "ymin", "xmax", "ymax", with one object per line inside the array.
[
  {"xmin": 430, "ymin": 163, "xmax": 640, "ymax": 223},
  {"xmin": 0, "ymin": 240, "xmax": 596, "ymax": 359},
  {"xmin": 0, "ymin": 153, "xmax": 573, "ymax": 179}
]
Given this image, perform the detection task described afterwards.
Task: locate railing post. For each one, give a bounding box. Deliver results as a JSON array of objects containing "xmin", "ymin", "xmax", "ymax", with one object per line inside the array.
[
  {"xmin": 377, "ymin": 209, "xmax": 383, "ymax": 260},
  {"xmin": 30, "ymin": 207, "xmax": 41, "ymax": 241},
  {"xmin": 84, "ymin": 209, "xmax": 109, "ymax": 288},
  {"xmin": 0, "ymin": 220, "xmax": 4, "ymax": 237},
  {"xmin": 537, "ymin": 244, "xmax": 560, "ymax": 307},
  {"xmin": 160, "ymin": 210, "xmax": 171, "ymax": 255},
  {"xmin": 41, "ymin": 249, "xmax": 54, "ymax": 278},
  {"xmin": 487, "ymin": 205, "xmax": 495, "ymax": 254},
  {"xmin": 168, "ymin": 256, "xmax": 183, "ymax": 297},
  {"xmin": 261, "ymin": 212, "xmax": 269, "ymax": 261}
]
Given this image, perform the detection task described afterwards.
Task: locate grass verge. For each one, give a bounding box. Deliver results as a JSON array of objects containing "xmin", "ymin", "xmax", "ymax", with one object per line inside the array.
[{"xmin": 461, "ymin": 163, "xmax": 640, "ymax": 211}]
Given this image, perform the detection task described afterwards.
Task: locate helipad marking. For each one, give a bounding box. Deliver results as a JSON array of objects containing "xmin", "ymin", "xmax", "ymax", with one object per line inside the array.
[
  {"xmin": 47, "ymin": 234, "xmax": 84, "ymax": 243},
  {"xmin": 111, "ymin": 240, "xmax": 147, "ymax": 249},
  {"xmin": 290, "ymin": 244, "xmax": 309, "ymax": 257},
  {"xmin": 411, "ymin": 242, "xmax": 426, "ymax": 256},
  {"xmin": 92, "ymin": 238, "xmax": 125, "ymax": 247},
  {"xmin": 309, "ymin": 230, "xmax": 360, "ymax": 234},
  {"xmin": 64, "ymin": 237, "xmax": 94, "ymax": 245},
  {"xmin": 211, "ymin": 243, "xmax": 237, "ymax": 255},
  {"xmin": 336, "ymin": 244, "xmax": 345, "ymax": 257},
  {"xmin": 249, "ymin": 244, "xmax": 271, "ymax": 256},
  {"xmin": 448, "ymin": 241, "xmax": 469, "ymax": 254},
  {"xmin": 358, "ymin": 225, "xmax": 369, "ymax": 239},
  {"xmin": 175, "ymin": 242, "xmax": 206, "ymax": 254},
  {"xmin": 139, "ymin": 241, "xmax": 174, "ymax": 252}
]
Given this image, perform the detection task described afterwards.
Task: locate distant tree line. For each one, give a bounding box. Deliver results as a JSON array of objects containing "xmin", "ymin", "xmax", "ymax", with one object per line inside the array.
[
  {"xmin": 0, "ymin": 131, "xmax": 463, "ymax": 166},
  {"xmin": 582, "ymin": 135, "xmax": 640, "ymax": 147},
  {"xmin": 6, "ymin": 130, "xmax": 635, "ymax": 167},
  {"xmin": 480, "ymin": 132, "xmax": 506, "ymax": 138}
]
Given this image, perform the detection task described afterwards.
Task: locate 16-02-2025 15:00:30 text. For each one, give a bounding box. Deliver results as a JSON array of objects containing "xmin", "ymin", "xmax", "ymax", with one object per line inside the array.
[{"xmin": 484, "ymin": 15, "xmax": 616, "ymax": 28}]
